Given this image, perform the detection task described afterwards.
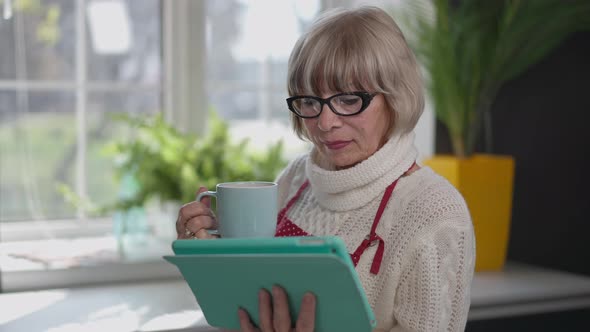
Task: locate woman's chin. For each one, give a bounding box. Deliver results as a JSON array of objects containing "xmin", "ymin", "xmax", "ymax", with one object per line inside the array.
[
  {"xmin": 316, "ymin": 147, "xmax": 362, "ymax": 170},
  {"xmin": 328, "ymin": 155, "xmax": 360, "ymax": 170}
]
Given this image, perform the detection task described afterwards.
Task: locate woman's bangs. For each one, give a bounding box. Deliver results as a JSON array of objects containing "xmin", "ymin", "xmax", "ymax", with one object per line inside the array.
[
  {"xmin": 290, "ymin": 24, "xmax": 386, "ymax": 96},
  {"xmin": 295, "ymin": 47, "xmax": 376, "ymax": 96}
]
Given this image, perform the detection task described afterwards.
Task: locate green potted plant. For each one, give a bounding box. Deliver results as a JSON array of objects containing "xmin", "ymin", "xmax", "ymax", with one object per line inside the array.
[
  {"xmin": 102, "ymin": 111, "xmax": 286, "ymax": 211},
  {"xmin": 398, "ymin": 0, "xmax": 590, "ymax": 270},
  {"xmin": 60, "ymin": 111, "xmax": 286, "ymax": 252}
]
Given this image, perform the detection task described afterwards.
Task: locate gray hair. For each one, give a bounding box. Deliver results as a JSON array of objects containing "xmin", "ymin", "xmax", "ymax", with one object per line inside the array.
[{"xmin": 287, "ymin": 6, "xmax": 424, "ymax": 140}]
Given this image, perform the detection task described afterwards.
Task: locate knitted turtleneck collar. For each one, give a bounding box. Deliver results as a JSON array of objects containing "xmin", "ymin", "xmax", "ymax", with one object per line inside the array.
[{"xmin": 305, "ymin": 131, "xmax": 418, "ymax": 211}]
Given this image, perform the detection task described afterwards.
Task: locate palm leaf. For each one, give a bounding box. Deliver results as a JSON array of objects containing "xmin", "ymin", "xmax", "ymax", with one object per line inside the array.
[{"xmin": 398, "ymin": 0, "xmax": 590, "ymax": 157}]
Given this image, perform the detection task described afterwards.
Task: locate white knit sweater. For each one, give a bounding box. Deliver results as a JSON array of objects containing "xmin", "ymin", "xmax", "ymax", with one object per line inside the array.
[{"xmin": 275, "ymin": 132, "xmax": 475, "ymax": 332}]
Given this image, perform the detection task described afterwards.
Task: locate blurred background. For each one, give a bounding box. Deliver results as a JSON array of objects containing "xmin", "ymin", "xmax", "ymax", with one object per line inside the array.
[{"xmin": 0, "ymin": 0, "xmax": 588, "ymax": 331}]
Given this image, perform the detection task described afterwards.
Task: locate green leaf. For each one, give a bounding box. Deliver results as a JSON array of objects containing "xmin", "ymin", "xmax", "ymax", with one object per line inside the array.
[
  {"xmin": 398, "ymin": 0, "xmax": 590, "ymax": 157},
  {"xmin": 68, "ymin": 110, "xmax": 289, "ymax": 213}
]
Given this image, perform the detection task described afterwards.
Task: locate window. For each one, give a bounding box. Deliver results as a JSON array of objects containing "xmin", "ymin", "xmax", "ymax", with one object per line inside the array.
[
  {"xmin": 0, "ymin": 0, "xmax": 163, "ymax": 291},
  {"xmin": 0, "ymin": 0, "xmax": 433, "ymax": 292}
]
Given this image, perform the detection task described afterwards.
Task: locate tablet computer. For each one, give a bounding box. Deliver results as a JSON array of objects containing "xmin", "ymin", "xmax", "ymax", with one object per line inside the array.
[{"xmin": 164, "ymin": 236, "xmax": 376, "ymax": 332}]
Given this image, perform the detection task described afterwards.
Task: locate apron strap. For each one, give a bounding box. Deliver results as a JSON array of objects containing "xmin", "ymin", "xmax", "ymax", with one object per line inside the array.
[
  {"xmin": 351, "ymin": 179, "xmax": 397, "ymax": 274},
  {"xmin": 352, "ymin": 161, "xmax": 416, "ymax": 274},
  {"xmin": 277, "ymin": 180, "xmax": 309, "ymax": 225}
]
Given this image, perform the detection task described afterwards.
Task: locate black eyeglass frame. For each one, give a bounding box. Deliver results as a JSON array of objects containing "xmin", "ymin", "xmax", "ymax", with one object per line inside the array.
[{"xmin": 286, "ymin": 91, "xmax": 377, "ymax": 119}]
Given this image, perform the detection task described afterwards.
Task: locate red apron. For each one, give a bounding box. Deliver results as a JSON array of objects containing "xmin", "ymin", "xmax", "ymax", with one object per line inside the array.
[{"xmin": 275, "ymin": 164, "xmax": 414, "ymax": 275}]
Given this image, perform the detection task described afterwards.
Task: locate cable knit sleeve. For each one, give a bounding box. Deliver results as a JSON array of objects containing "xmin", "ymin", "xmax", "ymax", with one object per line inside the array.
[{"xmin": 391, "ymin": 188, "xmax": 475, "ymax": 332}]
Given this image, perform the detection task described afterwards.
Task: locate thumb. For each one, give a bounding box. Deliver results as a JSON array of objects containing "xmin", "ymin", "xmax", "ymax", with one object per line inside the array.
[{"xmin": 196, "ymin": 186, "xmax": 211, "ymax": 208}]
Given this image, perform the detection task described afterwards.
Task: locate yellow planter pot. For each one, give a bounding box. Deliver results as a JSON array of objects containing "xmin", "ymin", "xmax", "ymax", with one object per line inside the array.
[{"xmin": 423, "ymin": 154, "xmax": 515, "ymax": 271}]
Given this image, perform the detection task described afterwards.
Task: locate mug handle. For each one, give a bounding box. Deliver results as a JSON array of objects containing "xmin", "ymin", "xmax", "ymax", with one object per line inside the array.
[{"xmin": 195, "ymin": 191, "xmax": 220, "ymax": 236}]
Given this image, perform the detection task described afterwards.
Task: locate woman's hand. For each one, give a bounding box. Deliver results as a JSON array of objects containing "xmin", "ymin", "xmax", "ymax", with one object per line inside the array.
[
  {"xmin": 175, "ymin": 187, "xmax": 219, "ymax": 239},
  {"xmin": 238, "ymin": 286, "xmax": 316, "ymax": 332}
]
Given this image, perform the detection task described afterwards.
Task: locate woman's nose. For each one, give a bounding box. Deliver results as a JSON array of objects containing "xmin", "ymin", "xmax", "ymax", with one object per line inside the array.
[{"xmin": 317, "ymin": 104, "xmax": 341, "ymax": 132}]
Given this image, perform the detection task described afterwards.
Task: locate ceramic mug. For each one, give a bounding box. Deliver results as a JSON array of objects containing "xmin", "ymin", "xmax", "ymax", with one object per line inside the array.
[{"xmin": 196, "ymin": 181, "xmax": 277, "ymax": 238}]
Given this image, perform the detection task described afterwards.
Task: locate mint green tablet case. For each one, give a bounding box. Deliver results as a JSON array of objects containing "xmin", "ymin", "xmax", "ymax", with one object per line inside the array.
[{"xmin": 164, "ymin": 236, "xmax": 376, "ymax": 332}]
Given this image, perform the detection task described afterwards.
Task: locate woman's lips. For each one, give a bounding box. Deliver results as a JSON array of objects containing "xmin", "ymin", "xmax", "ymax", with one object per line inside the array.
[{"xmin": 323, "ymin": 140, "xmax": 351, "ymax": 150}]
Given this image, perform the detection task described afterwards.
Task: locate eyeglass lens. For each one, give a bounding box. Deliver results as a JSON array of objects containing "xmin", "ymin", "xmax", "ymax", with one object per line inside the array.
[{"xmin": 292, "ymin": 94, "xmax": 363, "ymax": 117}]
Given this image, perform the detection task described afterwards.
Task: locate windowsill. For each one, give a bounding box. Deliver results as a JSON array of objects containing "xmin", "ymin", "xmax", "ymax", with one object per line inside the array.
[
  {"xmin": 1, "ymin": 238, "xmax": 177, "ymax": 292},
  {"xmin": 2, "ymin": 259, "xmax": 181, "ymax": 293},
  {"xmin": 2, "ymin": 262, "xmax": 590, "ymax": 332},
  {"xmin": 1, "ymin": 217, "xmax": 178, "ymax": 292},
  {"xmin": 0, "ymin": 278, "xmax": 213, "ymax": 332}
]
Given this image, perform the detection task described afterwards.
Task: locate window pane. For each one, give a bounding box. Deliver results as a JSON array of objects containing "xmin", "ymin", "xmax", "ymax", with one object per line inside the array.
[
  {"xmin": 270, "ymin": 60, "xmax": 289, "ymax": 87},
  {"xmin": 205, "ymin": 0, "xmax": 318, "ymax": 160},
  {"xmin": 210, "ymin": 90, "xmax": 308, "ymax": 157},
  {"xmin": 206, "ymin": 0, "xmax": 319, "ymax": 86},
  {"xmin": 86, "ymin": 90, "xmax": 160, "ymax": 208},
  {"xmin": 209, "ymin": 89, "xmax": 292, "ymax": 121},
  {"xmin": 86, "ymin": 0, "xmax": 161, "ymax": 83},
  {"xmin": 0, "ymin": 10, "xmax": 16, "ymax": 79},
  {"xmin": 0, "ymin": 91, "xmax": 18, "ymax": 219},
  {"xmin": 269, "ymin": 92, "xmax": 292, "ymax": 122},
  {"xmin": 206, "ymin": 0, "xmax": 254, "ymax": 84},
  {"xmin": 0, "ymin": 90, "xmax": 77, "ymax": 221},
  {"xmin": 20, "ymin": 0, "xmax": 76, "ymax": 80},
  {"xmin": 209, "ymin": 89, "xmax": 257, "ymax": 120}
]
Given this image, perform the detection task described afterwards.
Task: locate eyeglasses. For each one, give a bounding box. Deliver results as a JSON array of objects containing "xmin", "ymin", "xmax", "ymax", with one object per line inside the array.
[{"xmin": 286, "ymin": 91, "xmax": 377, "ymax": 119}]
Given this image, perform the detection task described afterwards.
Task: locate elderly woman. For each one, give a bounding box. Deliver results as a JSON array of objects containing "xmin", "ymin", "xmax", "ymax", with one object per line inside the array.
[{"xmin": 177, "ymin": 6, "xmax": 475, "ymax": 332}]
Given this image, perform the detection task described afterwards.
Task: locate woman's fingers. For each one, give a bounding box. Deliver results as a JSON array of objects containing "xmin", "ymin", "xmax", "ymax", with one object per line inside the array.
[
  {"xmin": 258, "ymin": 288, "xmax": 273, "ymax": 331},
  {"xmin": 193, "ymin": 228, "xmax": 220, "ymax": 239},
  {"xmin": 180, "ymin": 213, "xmax": 217, "ymax": 239},
  {"xmin": 175, "ymin": 190, "xmax": 218, "ymax": 239},
  {"xmin": 243, "ymin": 287, "xmax": 315, "ymax": 332},
  {"xmin": 185, "ymin": 213, "xmax": 217, "ymax": 233},
  {"xmin": 238, "ymin": 308, "xmax": 258, "ymax": 332},
  {"xmin": 196, "ymin": 186, "xmax": 211, "ymax": 207},
  {"xmin": 179, "ymin": 201, "xmax": 215, "ymax": 222},
  {"xmin": 295, "ymin": 293, "xmax": 316, "ymax": 332},
  {"xmin": 176, "ymin": 210, "xmax": 215, "ymax": 239},
  {"xmin": 271, "ymin": 285, "xmax": 292, "ymax": 332}
]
